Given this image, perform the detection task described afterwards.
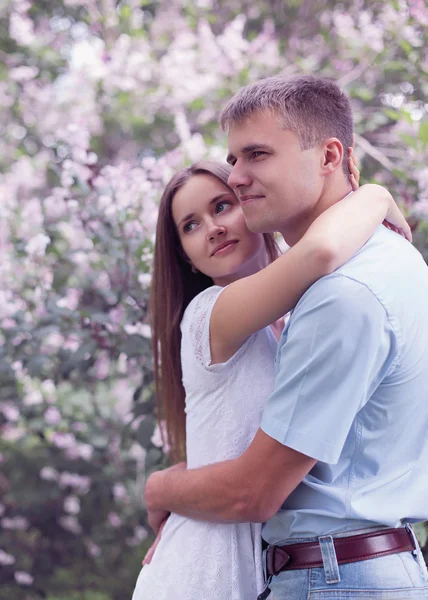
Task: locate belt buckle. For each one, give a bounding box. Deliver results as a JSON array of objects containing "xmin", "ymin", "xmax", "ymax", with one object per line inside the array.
[{"xmin": 266, "ymin": 544, "xmax": 291, "ymax": 577}]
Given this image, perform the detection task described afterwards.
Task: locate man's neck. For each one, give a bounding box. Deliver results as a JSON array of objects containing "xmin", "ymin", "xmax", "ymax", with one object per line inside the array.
[{"xmin": 280, "ymin": 180, "xmax": 353, "ymax": 246}]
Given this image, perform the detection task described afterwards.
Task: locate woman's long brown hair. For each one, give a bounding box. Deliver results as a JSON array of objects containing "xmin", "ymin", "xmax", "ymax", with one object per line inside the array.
[{"xmin": 149, "ymin": 161, "xmax": 280, "ymax": 462}]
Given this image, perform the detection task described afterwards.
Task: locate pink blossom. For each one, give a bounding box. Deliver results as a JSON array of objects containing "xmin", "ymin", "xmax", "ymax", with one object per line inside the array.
[
  {"xmin": 41, "ymin": 379, "xmax": 56, "ymax": 402},
  {"xmin": 1, "ymin": 318, "xmax": 17, "ymax": 328},
  {"xmin": 40, "ymin": 466, "xmax": 59, "ymax": 481},
  {"xmin": 0, "ymin": 549, "xmax": 15, "ymax": 566},
  {"xmin": 52, "ymin": 431, "xmax": 77, "ymax": 449},
  {"xmin": 1, "ymin": 403, "xmax": 20, "ymax": 422},
  {"xmin": 107, "ymin": 512, "xmax": 122, "ymax": 528},
  {"xmin": 59, "ymin": 515, "xmax": 82, "ymax": 534},
  {"xmin": 112, "ymin": 483, "xmax": 129, "ymax": 503},
  {"xmin": 64, "ymin": 495, "xmax": 80, "ymax": 514},
  {"xmin": 124, "ymin": 323, "xmax": 151, "ymax": 338},
  {"xmin": 71, "ymin": 422, "xmax": 88, "ymax": 433},
  {"xmin": 25, "ymin": 233, "xmax": 51, "ymax": 257},
  {"xmin": 128, "ymin": 443, "xmax": 146, "ymax": 464},
  {"xmin": 59, "ymin": 472, "xmax": 91, "ymax": 494},
  {"xmin": 14, "ymin": 571, "xmax": 34, "ymax": 586},
  {"xmin": 94, "ymin": 352, "xmax": 110, "ymax": 380},
  {"xmin": 9, "ymin": 11, "xmax": 35, "ymax": 47},
  {"xmin": 2, "ymin": 424, "xmax": 25, "ymax": 442},
  {"xmin": 65, "ymin": 442, "xmax": 93, "ymax": 461},
  {"xmin": 151, "ymin": 421, "xmax": 170, "ymax": 454},
  {"xmin": 9, "ymin": 66, "xmax": 39, "ymax": 82},
  {"xmin": 85, "ymin": 540, "xmax": 102, "ymax": 557},
  {"xmin": 43, "ymin": 406, "xmax": 60, "ymax": 426},
  {"xmin": 2, "ymin": 516, "xmax": 29, "ymax": 530},
  {"xmin": 126, "ymin": 525, "xmax": 148, "ymax": 546}
]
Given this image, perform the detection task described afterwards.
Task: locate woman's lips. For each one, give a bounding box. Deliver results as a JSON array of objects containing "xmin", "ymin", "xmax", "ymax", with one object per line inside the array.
[{"xmin": 212, "ymin": 241, "xmax": 238, "ymax": 256}]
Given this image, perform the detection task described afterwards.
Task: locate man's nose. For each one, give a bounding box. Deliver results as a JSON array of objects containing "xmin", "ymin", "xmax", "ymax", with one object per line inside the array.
[{"xmin": 227, "ymin": 161, "xmax": 252, "ymax": 190}]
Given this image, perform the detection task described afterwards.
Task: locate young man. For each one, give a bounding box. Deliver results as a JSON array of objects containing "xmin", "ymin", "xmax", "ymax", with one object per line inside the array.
[{"xmin": 145, "ymin": 75, "xmax": 428, "ymax": 598}]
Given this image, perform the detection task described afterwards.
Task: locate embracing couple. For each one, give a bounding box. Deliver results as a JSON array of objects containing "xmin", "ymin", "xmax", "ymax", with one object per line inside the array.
[{"xmin": 132, "ymin": 75, "xmax": 428, "ymax": 599}]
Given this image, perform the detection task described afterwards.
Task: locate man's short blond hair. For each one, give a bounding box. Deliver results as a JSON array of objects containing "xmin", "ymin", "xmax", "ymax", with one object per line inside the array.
[{"xmin": 220, "ymin": 74, "xmax": 354, "ymax": 173}]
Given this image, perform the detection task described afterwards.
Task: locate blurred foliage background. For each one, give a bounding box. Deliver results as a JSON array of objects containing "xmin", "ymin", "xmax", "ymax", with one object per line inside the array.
[{"xmin": 1, "ymin": 0, "xmax": 427, "ymax": 598}]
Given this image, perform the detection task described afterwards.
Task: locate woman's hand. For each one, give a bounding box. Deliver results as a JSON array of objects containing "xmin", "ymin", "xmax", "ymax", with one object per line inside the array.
[
  {"xmin": 348, "ymin": 146, "xmax": 360, "ymax": 191},
  {"xmin": 348, "ymin": 145, "xmax": 411, "ymax": 242},
  {"xmin": 383, "ymin": 197, "xmax": 412, "ymax": 242}
]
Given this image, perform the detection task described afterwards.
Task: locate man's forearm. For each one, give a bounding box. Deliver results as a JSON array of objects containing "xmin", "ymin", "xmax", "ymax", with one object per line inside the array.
[{"xmin": 145, "ymin": 458, "xmax": 259, "ymax": 523}]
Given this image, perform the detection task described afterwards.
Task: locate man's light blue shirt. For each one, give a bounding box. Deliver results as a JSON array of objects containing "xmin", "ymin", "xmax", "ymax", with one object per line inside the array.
[{"xmin": 261, "ymin": 226, "xmax": 428, "ymax": 542}]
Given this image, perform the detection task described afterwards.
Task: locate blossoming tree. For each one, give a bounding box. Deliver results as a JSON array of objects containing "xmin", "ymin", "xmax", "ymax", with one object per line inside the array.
[{"xmin": 1, "ymin": 0, "xmax": 427, "ymax": 597}]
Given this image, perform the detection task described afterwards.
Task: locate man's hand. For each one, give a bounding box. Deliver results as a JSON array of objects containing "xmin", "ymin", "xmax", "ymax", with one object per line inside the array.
[{"xmin": 145, "ymin": 461, "xmax": 187, "ymax": 534}]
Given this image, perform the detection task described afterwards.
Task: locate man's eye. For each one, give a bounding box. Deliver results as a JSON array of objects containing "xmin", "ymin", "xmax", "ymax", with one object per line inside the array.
[{"xmin": 251, "ymin": 151, "xmax": 265, "ymax": 159}]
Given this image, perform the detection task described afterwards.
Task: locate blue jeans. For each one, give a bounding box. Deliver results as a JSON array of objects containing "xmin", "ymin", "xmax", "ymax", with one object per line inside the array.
[{"xmin": 261, "ymin": 526, "xmax": 428, "ymax": 600}]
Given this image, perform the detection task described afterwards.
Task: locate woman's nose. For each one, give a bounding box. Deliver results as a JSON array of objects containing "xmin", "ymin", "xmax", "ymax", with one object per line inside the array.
[{"xmin": 207, "ymin": 223, "xmax": 226, "ymax": 241}]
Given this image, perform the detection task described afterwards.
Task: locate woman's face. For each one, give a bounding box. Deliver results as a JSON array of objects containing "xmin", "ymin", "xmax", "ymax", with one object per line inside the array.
[{"xmin": 172, "ymin": 173, "xmax": 268, "ymax": 286}]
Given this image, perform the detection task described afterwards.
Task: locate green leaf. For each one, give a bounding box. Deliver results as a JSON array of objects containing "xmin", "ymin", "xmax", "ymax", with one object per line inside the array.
[
  {"xmin": 383, "ymin": 108, "xmax": 400, "ymax": 121},
  {"xmin": 418, "ymin": 122, "xmax": 428, "ymax": 145}
]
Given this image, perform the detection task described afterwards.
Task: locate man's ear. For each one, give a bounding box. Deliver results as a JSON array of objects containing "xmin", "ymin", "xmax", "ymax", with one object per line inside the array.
[{"xmin": 320, "ymin": 138, "xmax": 343, "ymax": 175}]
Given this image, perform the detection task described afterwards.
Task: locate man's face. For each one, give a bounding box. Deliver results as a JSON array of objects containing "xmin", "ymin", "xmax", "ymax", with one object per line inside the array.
[{"xmin": 226, "ymin": 111, "xmax": 324, "ymax": 242}]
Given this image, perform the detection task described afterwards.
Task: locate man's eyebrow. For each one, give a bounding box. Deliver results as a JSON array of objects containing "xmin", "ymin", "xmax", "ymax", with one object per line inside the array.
[
  {"xmin": 226, "ymin": 143, "xmax": 272, "ymax": 165},
  {"xmin": 178, "ymin": 193, "xmax": 233, "ymax": 227}
]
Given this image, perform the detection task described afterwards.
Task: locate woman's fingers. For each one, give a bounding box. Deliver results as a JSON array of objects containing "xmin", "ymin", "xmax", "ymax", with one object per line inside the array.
[
  {"xmin": 347, "ymin": 147, "xmax": 360, "ymax": 191},
  {"xmin": 382, "ymin": 220, "xmax": 413, "ymax": 243},
  {"xmin": 142, "ymin": 518, "xmax": 168, "ymax": 566}
]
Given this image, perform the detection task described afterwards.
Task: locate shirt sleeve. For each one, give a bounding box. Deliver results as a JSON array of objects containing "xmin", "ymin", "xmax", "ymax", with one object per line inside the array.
[{"xmin": 260, "ymin": 274, "xmax": 398, "ymax": 464}]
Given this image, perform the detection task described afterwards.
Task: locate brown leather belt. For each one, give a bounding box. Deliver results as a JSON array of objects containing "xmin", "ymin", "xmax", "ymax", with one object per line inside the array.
[{"xmin": 266, "ymin": 527, "xmax": 416, "ymax": 577}]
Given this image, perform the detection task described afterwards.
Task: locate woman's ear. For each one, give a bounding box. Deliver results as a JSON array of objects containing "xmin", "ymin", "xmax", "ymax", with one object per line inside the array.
[{"xmin": 321, "ymin": 138, "xmax": 343, "ymax": 175}]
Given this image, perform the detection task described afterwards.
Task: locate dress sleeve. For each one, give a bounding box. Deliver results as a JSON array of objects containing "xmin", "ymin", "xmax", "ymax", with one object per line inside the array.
[
  {"xmin": 260, "ymin": 274, "xmax": 399, "ymax": 464},
  {"xmin": 181, "ymin": 285, "xmax": 255, "ymax": 371},
  {"xmin": 181, "ymin": 286, "xmax": 225, "ymax": 369}
]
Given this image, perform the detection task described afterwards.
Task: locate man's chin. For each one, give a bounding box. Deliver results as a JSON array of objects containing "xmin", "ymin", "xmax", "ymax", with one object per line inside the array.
[{"xmin": 244, "ymin": 217, "xmax": 275, "ymax": 234}]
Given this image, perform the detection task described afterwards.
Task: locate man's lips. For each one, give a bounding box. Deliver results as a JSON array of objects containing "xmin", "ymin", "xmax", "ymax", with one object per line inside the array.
[
  {"xmin": 239, "ymin": 195, "xmax": 264, "ymax": 205},
  {"xmin": 211, "ymin": 240, "xmax": 238, "ymax": 256}
]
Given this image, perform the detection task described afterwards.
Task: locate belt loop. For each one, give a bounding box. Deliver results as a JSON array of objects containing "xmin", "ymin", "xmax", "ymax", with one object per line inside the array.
[
  {"xmin": 405, "ymin": 524, "xmax": 428, "ymax": 582},
  {"xmin": 319, "ymin": 535, "xmax": 341, "ymax": 584},
  {"xmin": 404, "ymin": 523, "xmax": 419, "ymax": 555},
  {"xmin": 259, "ymin": 547, "xmax": 272, "ymax": 599}
]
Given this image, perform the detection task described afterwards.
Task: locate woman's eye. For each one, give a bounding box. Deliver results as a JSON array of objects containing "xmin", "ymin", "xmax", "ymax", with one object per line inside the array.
[
  {"xmin": 183, "ymin": 221, "xmax": 197, "ymax": 233},
  {"xmin": 215, "ymin": 201, "xmax": 231, "ymax": 214}
]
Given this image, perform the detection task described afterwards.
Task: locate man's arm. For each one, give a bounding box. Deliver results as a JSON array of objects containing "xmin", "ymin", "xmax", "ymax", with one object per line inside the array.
[{"xmin": 145, "ymin": 429, "xmax": 316, "ymax": 529}]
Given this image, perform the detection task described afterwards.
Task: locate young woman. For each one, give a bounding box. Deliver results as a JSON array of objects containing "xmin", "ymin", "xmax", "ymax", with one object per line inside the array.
[{"xmin": 132, "ymin": 157, "xmax": 410, "ymax": 600}]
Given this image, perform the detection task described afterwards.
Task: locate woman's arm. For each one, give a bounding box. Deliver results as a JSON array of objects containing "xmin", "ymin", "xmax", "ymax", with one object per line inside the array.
[{"xmin": 210, "ymin": 183, "xmax": 411, "ymax": 363}]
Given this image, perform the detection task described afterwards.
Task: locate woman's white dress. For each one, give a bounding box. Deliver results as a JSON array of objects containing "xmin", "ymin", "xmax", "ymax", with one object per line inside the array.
[{"xmin": 132, "ymin": 286, "xmax": 277, "ymax": 600}]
